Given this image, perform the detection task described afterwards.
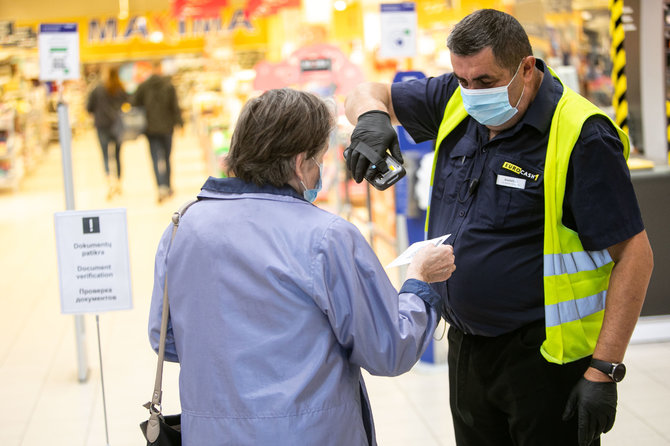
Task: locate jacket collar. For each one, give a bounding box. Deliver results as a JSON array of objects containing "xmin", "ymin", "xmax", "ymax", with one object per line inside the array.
[
  {"xmin": 199, "ymin": 176, "xmax": 306, "ymax": 201},
  {"xmin": 520, "ymin": 58, "xmax": 563, "ymax": 135}
]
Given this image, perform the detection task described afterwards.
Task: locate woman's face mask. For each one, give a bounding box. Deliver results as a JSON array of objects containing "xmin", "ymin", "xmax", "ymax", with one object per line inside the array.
[
  {"xmin": 301, "ymin": 158, "xmax": 323, "ymax": 203},
  {"xmin": 460, "ymin": 59, "xmax": 526, "ymax": 127}
]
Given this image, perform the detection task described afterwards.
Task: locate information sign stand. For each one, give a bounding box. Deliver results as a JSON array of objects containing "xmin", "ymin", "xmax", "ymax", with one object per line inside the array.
[
  {"xmin": 55, "ymin": 208, "xmax": 134, "ymax": 446},
  {"xmin": 38, "ymin": 23, "xmax": 90, "ymax": 385},
  {"xmin": 95, "ymin": 314, "xmax": 111, "ymax": 446},
  {"xmin": 42, "ymin": 23, "xmax": 124, "ymax": 445}
]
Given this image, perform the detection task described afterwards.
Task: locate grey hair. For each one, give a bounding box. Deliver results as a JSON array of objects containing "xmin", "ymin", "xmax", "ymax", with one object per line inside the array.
[
  {"xmin": 447, "ymin": 9, "xmax": 533, "ymax": 74},
  {"xmin": 226, "ymin": 88, "xmax": 335, "ymax": 187}
]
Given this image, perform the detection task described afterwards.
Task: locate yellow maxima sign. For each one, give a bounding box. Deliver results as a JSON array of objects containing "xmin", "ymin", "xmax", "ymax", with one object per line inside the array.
[{"xmin": 18, "ymin": 7, "xmax": 270, "ymax": 62}]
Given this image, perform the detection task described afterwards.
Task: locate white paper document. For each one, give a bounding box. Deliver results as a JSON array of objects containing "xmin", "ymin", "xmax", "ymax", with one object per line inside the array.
[{"xmin": 386, "ymin": 234, "xmax": 451, "ymax": 268}]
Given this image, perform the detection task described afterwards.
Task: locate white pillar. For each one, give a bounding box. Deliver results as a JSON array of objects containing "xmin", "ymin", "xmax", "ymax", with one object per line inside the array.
[{"xmin": 639, "ymin": 0, "xmax": 667, "ymax": 165}]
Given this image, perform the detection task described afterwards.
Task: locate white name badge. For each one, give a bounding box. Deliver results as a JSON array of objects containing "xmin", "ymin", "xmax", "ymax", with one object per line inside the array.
[{"xmin": 496, "ymin": 174, "xmax": 526, "ymax": 189}]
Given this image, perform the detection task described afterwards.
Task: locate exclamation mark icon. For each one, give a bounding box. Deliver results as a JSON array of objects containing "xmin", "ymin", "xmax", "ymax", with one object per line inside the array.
[{"xmin": 83, "ymin": 217, "xmax": 100, "ymax": 234}]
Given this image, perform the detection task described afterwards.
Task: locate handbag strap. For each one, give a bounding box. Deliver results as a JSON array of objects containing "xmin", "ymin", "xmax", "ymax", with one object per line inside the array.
[{"xmin": 147, "ymin": 199, "xmax": 199, "ymax": 412}]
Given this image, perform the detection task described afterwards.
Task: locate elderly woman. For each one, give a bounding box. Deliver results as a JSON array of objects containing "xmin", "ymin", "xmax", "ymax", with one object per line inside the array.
[{"xmin": 148, "ymin": 88, "xmax": 455, "ymax": 445}]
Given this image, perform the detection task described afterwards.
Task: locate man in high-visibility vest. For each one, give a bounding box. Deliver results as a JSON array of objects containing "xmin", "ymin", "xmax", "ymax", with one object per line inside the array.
[{"xmin": 344, "ymin": 8, "xmax": 653, "ymax": 446}]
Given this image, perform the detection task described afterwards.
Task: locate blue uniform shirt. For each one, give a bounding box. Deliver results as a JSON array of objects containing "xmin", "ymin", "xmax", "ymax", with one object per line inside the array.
[{"xmin": 392, "ymin": 59, "xmax": 643, "ymax": 336}]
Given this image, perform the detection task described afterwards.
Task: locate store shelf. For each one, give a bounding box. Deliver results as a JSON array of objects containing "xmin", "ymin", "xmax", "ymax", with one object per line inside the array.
[{"xmin": 0, "ymin": 107, "xmax": 24, "ymax": 191}]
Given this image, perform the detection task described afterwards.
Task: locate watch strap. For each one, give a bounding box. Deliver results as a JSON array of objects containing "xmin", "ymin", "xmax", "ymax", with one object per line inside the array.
[{"xmin": 590, "ymin": 357, "xmax": 625, "ymax": 382}]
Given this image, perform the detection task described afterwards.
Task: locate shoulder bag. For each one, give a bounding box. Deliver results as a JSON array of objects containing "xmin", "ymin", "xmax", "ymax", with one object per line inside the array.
[{"xmin": 140, "ymin": 200, "xmax": 198, "ymax": 446}]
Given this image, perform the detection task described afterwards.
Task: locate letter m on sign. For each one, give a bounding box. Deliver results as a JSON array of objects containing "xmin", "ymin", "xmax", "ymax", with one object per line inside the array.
[{"xmin": 89, "ymin": 18, "xmax": 117, "ymax": 42}]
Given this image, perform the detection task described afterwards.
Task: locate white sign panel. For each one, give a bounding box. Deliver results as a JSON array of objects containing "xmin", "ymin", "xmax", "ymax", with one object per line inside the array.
[
  {"xmin": 54, "ymin": 208, "xmax": 133, "ymax": 314},
  {"xmin": 38, "ymin": 23, "xmax": 80, "ymax": 81},
  {"xmin": 379, "ymin": 3, "xmax": 417, "ymax": 59}
]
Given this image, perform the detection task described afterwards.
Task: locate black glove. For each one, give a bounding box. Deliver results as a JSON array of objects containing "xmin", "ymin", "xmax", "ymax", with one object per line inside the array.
[
  {"xmin": 345, "ymin": 110, "xmax": 403, "ymax": 183},
  {"xmin": 562, "ymin": 377, "xmax": 617, "ymax": 446}
]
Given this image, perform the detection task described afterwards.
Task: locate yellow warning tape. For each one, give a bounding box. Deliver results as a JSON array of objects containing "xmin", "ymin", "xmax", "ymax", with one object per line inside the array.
[{"xmin": 609, "ymin": 0, "xmax": 629, "ymax": 135}]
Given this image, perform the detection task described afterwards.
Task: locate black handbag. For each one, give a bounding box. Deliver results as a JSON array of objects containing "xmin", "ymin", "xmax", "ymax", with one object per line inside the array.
[
  {"xmin": 140, "ymin": 200, "xmax": 198, "ymax": 445},
  {"xmin": 140, "ymin": 413, "xmax": 181, "ymax": 446}
]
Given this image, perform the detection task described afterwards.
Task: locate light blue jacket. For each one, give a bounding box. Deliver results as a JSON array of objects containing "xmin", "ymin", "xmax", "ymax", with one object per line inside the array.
[{"xmin": 149, "ymin": 177, "xmax": 440, "ymax": 445}]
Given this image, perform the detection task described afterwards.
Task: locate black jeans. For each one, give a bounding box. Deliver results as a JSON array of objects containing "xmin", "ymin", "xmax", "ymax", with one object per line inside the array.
[
  {"xmin": 147, "ymin": 132, "xmax": 173, "ymax": 190},
  {"xmin": 448, "ymin": 320, "xmax": 596, "ymax": 446},
  {"xmin": 96, "ymin": 127, "xmax": 122, "ymax": 178}
]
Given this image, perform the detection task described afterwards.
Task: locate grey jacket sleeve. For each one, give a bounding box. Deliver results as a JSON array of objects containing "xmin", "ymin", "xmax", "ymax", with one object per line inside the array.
[{"xmin": 311, "ymin": 217, "xmax": 439, "ymax": 376}]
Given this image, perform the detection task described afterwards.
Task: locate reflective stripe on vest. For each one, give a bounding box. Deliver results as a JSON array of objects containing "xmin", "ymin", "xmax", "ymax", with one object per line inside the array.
[
  {"xmin": 544, "ymin": 250, "xmax": 612, "ymax": 277},
  {"xmin": 430, "ymin": 67, "xmax": 630, "ymax": 364},
  {"xmin": 545, "ymin": 290, "xmax": 607, "ymax": 327},
  {"xmin": 543, "ymin": 249, "xmax": 613, "ymax": 329}
]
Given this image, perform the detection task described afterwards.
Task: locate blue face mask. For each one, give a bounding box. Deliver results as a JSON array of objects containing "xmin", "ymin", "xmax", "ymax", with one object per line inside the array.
[
  {"xmin": 460, "ymin": 60, "xmax": 525, "ymax": 127},
  {"xmin": 301, "ymin": 158, "xmax": 323, "ymax": 203}
]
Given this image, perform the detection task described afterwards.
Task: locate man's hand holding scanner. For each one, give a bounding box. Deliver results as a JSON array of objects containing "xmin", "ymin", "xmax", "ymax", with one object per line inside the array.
[
  {"xmin": 345, "ymin": 110, "xmax": 404, "ymax": 184},
  {"xmin": 406, "ymin": 244, "xmax": 456, "ymax": 284}
]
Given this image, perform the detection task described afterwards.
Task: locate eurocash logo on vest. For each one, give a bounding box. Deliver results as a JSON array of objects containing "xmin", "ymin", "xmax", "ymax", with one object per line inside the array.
[
  {"xmin": 88, "ymin": 11, "xmax": 252, "ymax": 43},
  {"xmin": 54, "ymin": 208, "xmax": 133, "ymax": 314},
  {"xmin": 501, "ymin": 161, "xmax": 540, "ymax": 181}
]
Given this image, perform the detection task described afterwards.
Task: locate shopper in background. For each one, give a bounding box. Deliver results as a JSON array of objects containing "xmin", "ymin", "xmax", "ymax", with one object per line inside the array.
[
  {"xmin": 86, "ymin": 66, "xmax": 128, "ymax": 199},
  {"xmin": 132, "ymin": 60, "xmax": 183, "ymax": 203},
  {"xmin": 344, "ymin": 8, "xmax": 653, "ymax": 446},
  {"xmin": 148, "ymin": 88, "xmax": 456, "ymax": 445}
]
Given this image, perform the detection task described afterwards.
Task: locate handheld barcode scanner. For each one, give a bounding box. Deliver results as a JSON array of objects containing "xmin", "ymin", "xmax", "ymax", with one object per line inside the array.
[
  {"xmin": 344, "ymin": 141, "xmax": 406, "ymax": 191},
  {"xmin": 371, "ymin": 153, "xmax": 405, "ymax": 190}
]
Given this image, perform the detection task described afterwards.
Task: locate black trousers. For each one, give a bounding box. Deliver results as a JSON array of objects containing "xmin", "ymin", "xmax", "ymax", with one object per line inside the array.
[
  {"xmin": 147, "ymin": 132, "xmax": 173, "ymax": 189},
  {"xmin": 447, "ymin": 320, "xmax": 598, "ymax": 446}
]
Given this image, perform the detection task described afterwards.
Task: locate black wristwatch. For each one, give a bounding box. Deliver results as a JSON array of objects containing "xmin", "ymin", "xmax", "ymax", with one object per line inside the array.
[{"xmin": 590, "ymin": 358, "xmax": 626, "ymax": 382}]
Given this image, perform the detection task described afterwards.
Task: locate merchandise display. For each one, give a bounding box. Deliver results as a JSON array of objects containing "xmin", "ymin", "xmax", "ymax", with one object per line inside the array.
[
  {"xmin": 0, "ymin": 106, "xmax": 23, "ymax": 190},
  {"xmin": 0, "ymin": 53, "xmax": 52, "ymax": 190}
]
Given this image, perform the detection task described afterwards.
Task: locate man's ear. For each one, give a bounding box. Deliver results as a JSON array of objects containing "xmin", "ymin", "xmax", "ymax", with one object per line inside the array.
[{"xmin": 522, "ymin": 56, "xmax": 535, "ymax": 80}]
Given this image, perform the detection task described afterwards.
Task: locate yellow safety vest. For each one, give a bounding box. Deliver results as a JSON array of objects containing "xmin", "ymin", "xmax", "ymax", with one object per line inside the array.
[{"xmin": 427, "ymin": 68, "xmax": 630, "ymax": 364}]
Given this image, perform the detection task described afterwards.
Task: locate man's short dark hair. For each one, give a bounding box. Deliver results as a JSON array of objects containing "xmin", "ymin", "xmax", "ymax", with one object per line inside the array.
[
  {"xmin": 447, "ymin": 9, "xmax": 533, "ymax": 74},
  {"xmin": 226, "ymin": 88, "xmax": 334, "ymax": 187}
]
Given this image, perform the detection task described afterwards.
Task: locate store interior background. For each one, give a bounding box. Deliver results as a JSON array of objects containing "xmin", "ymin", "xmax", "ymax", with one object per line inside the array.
[
  {"xmin": 0, "ymin": 0, "xmax": 669, "ymax": 445},
  {"xmin": 2, "ymin": 0, "xmax": 670, "ymax": 174}
]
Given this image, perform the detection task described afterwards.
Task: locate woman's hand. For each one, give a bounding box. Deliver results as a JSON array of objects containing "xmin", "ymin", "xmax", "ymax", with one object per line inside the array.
[{"xmin": 406, "ymin": 244, "xmax": 456, "ymax": 283}]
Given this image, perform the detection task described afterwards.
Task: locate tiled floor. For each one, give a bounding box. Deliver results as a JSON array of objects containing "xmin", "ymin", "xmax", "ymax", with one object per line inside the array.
[{"xmin": 1, "ymin": 127, "xmax": 669, "ymax": 446}]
